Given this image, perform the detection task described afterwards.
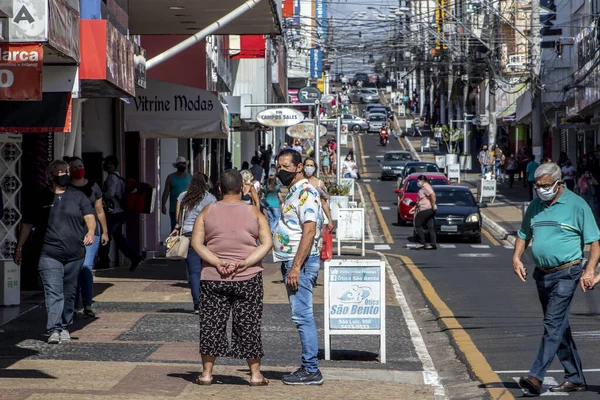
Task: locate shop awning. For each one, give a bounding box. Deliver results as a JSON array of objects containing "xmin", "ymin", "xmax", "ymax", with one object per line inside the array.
[
  {"xmin": 128, "ymin": 0, "xmax": 281, "ymax": 35},
  {"xmin": 124, "ymin": 79, "xmax": 229, "ymax": 139},
  {"xmin": 515, "ymin": 91, "xmax": 532, "ymax": 124}
]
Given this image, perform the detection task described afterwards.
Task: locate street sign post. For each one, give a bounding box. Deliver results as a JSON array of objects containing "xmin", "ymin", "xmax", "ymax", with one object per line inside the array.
[
  {"xmin": 324, "ymin": 259, "xmax": 386, "ymax": 363},
  {"xmin": 336, "ymin": 208, "xmax": 365, "ymax": 256}
]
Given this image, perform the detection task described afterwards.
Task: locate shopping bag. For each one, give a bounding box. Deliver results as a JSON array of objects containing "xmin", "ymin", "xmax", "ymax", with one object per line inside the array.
[{"xmin": 320, "ymin": 226, "xmax": 333, "ymax": 261}]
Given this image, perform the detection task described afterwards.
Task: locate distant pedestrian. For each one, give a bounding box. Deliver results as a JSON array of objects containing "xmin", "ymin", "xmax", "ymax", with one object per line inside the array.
[
  {"xmin": 304, "ymin": 157, "xmax": 334, "ymax": 230},
  {"xmin": 578, "ymin": 171, "xmax": 596, "ymax": 208},
  {"xmin": 433, "ymin": 123, "xmax": 443, "ymax": 149},
  {"xmin": 292, "ymin": 140, "xmax": 304, "ymax": 154},
  {"xmin": 491, "ymin": 145, "xmax": 505, "ymax": 182},
  {"xmin": 192, "ymin": 169, "xmax": 273, "ymax": 386},
  {"xmin": 526, "ymin": 155, "xmax": 539, "ymax": 201},
  {"xmin": 562, "ymin": 160, "xmax": 577, "ymax": 191},
  {"xmin": 342, "ymin": 153, "xmax": 358, "ymax": 179},
  {"xmin": 262, "ymin": 171, "xmax": 282, "ymax": 232},
  {"xmin": 274, "ymin": 149, "xmax": 324, "ymax": 385},
  {"xmin": 250, "ymin": 156, "xmax": 264, "ymax": 185},
  {"xmin": 412, "ymin": 117, "xmax": 422, "ymax": 137},
  {"xmin": 411, "ymin": 175, "xmax": 437, "ymax": 250},
  {"xmin": 477, "ymin": 145, "xmax": 491, "ymax": 176},
  {"xmin": 320, "ymin": 145, "xmax": 331, "ymax": 179},
  {"xmin": 66, "ymin": 156, "xmax": 109, "ymax": 318},
  {"xmin": 161, "ymin": 156, "xmax": 191, "ymax": 230},
  {"xmin": 505, "ymin": 154, "xmax": 518, "ymax": 188},
  {"xmin": 16, "ymin": 160, "xmax": 96, "ymax": 343},
  {"xmin": 98, "ymin": 156, "xmax": 144, "ymax": 271},
  {"xmin": 240, "ymin": 170, "xmax": 260, "ymax": 209},
  {"xmin": 518, "ymin": 145, "xmax": 530, "ymax": 185},
  {"xmin": 171, "ymin": 173, "xmax": 217, "ymax": 313},
  {"xmin": 514, "ymin": 162, "xmax": 600, "ymax": 395}
]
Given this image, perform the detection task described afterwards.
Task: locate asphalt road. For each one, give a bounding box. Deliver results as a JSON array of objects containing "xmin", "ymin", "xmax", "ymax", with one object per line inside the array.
[{"xmin": 350, "ymin": 110, "xmax": 600, "ymax": 398}]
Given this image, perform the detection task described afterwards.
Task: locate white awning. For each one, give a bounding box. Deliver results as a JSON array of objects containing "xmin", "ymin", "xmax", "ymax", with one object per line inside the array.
[
  {"xmin": 515, "ymin": 90, "xmax": 532, "ymax": 124},
  {"xmin": 128, "ymin": 0, "xmax": 281, "ymax": 35},
  {"xmin": 124, "ymin": 79, "xmax": 229, "ymax": 139}
]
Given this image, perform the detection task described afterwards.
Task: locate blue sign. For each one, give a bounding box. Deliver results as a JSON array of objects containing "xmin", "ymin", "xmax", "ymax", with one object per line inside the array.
[
  {"xmin": 316, "ymin": 0, "xmax": 327, "ymax": 41},
  {"xmin": 329, "ymin": 266, "xmax": 381, "ymax": 329},
  {"xmin": 310, "ymin": 48, "xmax": 322, "ymax": 79}
]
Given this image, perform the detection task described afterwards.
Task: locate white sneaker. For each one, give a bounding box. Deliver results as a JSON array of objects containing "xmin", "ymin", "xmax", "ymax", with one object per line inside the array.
[
  {"xmin": 59, "ymin": 330, "xmax": 71, "ymax": 342},
  {"xmin": 48, "ymin": 331, "xmax": 60, "ymax": 344}
]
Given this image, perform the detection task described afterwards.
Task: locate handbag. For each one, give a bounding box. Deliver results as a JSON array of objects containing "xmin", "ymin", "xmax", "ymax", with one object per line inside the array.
[
  {"xmin": 320, "ymin": 226, "xmax": 333, "ymax": 261},
  {"xmin": 165, "ymin": 206, "xmax": 190, "ymax": 259}
]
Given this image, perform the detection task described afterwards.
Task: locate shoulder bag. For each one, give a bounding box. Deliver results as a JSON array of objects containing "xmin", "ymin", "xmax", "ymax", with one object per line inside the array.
[{"xmin": 165, "ymin": 206, "xmax": 190, "ymax": 259}]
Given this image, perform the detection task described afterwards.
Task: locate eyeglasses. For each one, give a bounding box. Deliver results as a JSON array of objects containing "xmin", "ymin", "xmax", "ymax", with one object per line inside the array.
[{"xmin": 534, "ymin": 180, "xmax": 559, "ymax": 190}]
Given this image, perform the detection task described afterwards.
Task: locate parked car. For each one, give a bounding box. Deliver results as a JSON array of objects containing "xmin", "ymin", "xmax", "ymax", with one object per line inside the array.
[
  {"xmin": 379, "ymin": 151, "xmax": 414, "ymax": 180},
  {"xmin": 395, "ymin": 173, "xmax": 449, "ymax": 224},
  {"xmin": 396, "ymin": 162, "xmax": 441, "ymax": 187},
  {"xmin": 320, "ymin": 114, "xmax": 369, "ymax": 133},
  {"xmin": 367, "ymin": 114, "xmax": 387, "ymax": 132},
  {"xmin": 420, "ymin": 185, "xmax": 485, "ymax": 243},
  {"xmin": 349, "ymin": 89, "xmax": 379, "ymax": 103},
  {"xmin": 362, "ymin": 104, "xmax": 385, "ymax": 119}
]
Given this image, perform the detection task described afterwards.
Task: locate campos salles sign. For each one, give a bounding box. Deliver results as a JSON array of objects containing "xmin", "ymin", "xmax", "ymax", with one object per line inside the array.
[
  {"xmin": 124, "ymin": 79, "xmax": 226, "ymax": 139},
  {"xmin": 257, "ymin": 107, "xmax": 304, "ymax": 128}
]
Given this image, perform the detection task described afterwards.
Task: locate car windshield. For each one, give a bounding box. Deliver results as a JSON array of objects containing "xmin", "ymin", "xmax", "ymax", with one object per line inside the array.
[
  {"xmin": 406, "ymin": 179, "xmax": 448, "ymax": 193},
  {"xmin": 369, "ymin": 115, "xmax": 386, "ymax": 121},
  {"xmin": 370, "ymin": 108, "xmax": 386, "ymax": 114},
  {"xmin": 405, "ymin": 165, "xmax": 440, "ymax": 175},
  {"xmin": 435, "ymin": 190, "xmax": 476, "ymax": 206},
  {"xmin": 384, "ymin": 153, "xmax": 412, "ymax": 161}
]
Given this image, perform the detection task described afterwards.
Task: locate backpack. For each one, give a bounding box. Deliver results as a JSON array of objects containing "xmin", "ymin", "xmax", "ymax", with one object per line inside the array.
[{"xmin": 106, "ymin": 173, "xmax": 156, "ymax": 214}]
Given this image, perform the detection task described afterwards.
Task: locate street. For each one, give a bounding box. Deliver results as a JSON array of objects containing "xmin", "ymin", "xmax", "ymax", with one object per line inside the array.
[{"xmin": 349, "ymin": 104, "xmax": 600, "ymax": 398}]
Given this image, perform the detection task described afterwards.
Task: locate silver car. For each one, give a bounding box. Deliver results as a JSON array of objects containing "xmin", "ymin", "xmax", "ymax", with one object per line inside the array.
[
  {"xmin": 349, "ymin": 89, "xmax": 380, "ymax": 104},
  {"xmin": 368, "ymin": 114, "xmax": 387, "ymax": 132},
  {"xmin": 320, "ymin": 114, "xmax": 369, "ymax": 133}
]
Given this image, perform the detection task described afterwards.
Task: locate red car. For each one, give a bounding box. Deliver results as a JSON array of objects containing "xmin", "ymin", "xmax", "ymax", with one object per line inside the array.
[{"xmin": 395, "ymin": 173, "xmax": 450, "ymax": 225}]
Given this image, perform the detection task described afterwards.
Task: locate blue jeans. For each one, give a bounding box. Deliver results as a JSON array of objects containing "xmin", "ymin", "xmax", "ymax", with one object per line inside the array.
[
  {"xmin": 493, "ymin": 161, "xmax": 503, "ymax": 180},
  {"xmin": 480, "ymin": 164, "xmax": 489, "ymax": 175},
  {"xmin": 186, "ymin": 245, "xmax": 202, "ymax": 309},
  {"xmin": 267, "ymin": 206, "xmax": 281, "ymax": 232},
  {"xmin": 281, "ymin": 255, "xmax": 321, "ymax": 372},
  {"xmin": 39, "ymin": 256, "xmax": 83, "ymax": 333},
  {"xmin": 76, "ymin": 235, "xmax": 100, "ymax": 308},
  {"xmin": 529, "ymin": 263, "xmax": 584, "ymax": 384}
]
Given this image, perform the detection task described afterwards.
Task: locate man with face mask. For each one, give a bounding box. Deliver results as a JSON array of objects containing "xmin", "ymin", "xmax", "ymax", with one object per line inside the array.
[
  {"xmin": 161, "ymin": 156, "xmax": 191, "ymax": 230},
  {"xmin": 273, "ymin": 149, "xmax": 324, "ymax": 386},
  {"xmin": 477, "ymin": 145, "xmax": 491, "ymax": 176},
  {"xmin": 513, "ymin": 162, "xmax": 600, "ymax": 395}
]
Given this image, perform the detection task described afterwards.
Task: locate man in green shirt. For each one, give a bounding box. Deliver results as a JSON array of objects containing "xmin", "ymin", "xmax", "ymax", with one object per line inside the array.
[
  {"xmin": 513, "ymin": 163, "xmax": 600, "ymax": 394},
  {"xmin": 525, "ymin": 154, "xmax": 539, "ymax": 201}
]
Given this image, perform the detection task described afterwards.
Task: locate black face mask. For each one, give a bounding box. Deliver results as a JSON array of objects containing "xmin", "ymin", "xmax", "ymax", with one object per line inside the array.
[
  {"xmin": 277, "ymin": 169, "xmax": 297, "ymax": 186},
  {"xmin": 55, "ymin": 175, "xmax": 70, "ymax": 188},
  {"xmin": 177, "ymin": 165, "xmax": 187, "ymax": 173}
]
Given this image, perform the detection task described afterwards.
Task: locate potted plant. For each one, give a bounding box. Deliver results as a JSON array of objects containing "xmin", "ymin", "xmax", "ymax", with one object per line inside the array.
[{"xmin": 326, "ymin": 182, "xmax": 351, "ymax": 221}]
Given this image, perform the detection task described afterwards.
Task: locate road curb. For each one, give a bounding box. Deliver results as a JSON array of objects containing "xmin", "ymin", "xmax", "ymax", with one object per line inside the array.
[
  {"xmin": 402, "ymin": 134, "xmax": 421, "ymax": 162},
  {"xmin": 481, "ymin": 213, "xmax": 516, "ymax": 245}
]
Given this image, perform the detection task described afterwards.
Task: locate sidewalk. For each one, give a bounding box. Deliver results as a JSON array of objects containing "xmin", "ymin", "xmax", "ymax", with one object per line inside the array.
[{"xmin": 0, "ymin": 257, "xmax": 437, "ymax": 400}]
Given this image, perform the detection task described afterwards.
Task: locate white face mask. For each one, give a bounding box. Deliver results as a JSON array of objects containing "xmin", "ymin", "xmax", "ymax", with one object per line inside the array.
[
  {"xmin": 536, "ymin": 181, "xmax": 560, "ymax": 202},
  {"xmin": 304, "ymin": 166, "xmax": 316, "ymax": 176},
  {"xmin": 417, "ymin": 181, "xmax": 424, "ymax": 188}
]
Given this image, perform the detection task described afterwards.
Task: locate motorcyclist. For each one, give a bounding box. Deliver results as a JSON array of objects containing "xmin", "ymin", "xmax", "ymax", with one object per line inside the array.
[
  {"xmin": 342, "ymin": 84, "xmax": 348, "ymax": 94},
  {"xmin": 379, "ymin": 125, "xmax": 390, "ymax": 145}
]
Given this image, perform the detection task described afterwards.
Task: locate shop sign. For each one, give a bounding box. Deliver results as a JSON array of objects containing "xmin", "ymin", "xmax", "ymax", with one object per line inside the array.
[
  {"xmin": 257, "ymin": 107, "xmax": 304, "ymax": 128},
  {"xmin": 575, "ymin": 18, "xmax": 600, "ymax": 78},
  {"xmin": 132, "ymin": 40, "xmax": 146, "ymax": 89},
  {"xmin": 556, "ymin": 110, "xmax": 578, "ymax": 129},
  {"xmin": 2, "ymin": 0, "xmax": 48, "ymax": 42},
  {"xmin": 297, "ymin": 86, "xmax": 321, "ymax": 103},
  {"xmin": 286, "ymin": 121, "xmax": 327, "ymax": 138},
  {"xmin": 47, "ymin": 0, "xmax": 79, "ymax": 61},
  {"xmin": 0, "ymin": 43, "xmax": 42, "ymax": 101}
]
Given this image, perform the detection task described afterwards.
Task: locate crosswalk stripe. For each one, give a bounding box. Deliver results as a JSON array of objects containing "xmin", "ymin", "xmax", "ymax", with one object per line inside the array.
[
  {"xmin": 376, "ymin": 155, "xmax": 384, "ymax": 158},
  {"xmin": 374, "ymin": 244, "xmax": 391, "ymax": 250},
  {"xmin": 362, "ymin": 179, "xmax": 372, "ymax": 182},
  {"xmin": 438, "ymin": 244, "xmax": 456, "ymax": 249},
  {"xmin": 503, "ymin": 245, "xmax": 515, "ymax": 250},
  {"xmin": 380, "ymin": 206, "xmax": 391, "ymax": 210},
  {"xmin": 511, "ymin": 377, "xmax": 567, "ymax": 396},
  {"xmin": 471, "ymin": 244, "xmax": 490, "ymax": 249},
  {"xmin": 362, "ymin": 155, "xmax": 371, "ymax": 158}
]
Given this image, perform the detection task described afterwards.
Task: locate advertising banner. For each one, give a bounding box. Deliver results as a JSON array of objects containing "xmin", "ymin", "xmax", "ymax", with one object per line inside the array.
[
  {"xmin": 3, "ymin": 0, "xmax": 48, "ymax": 42},
  {"xmin": 310, "ymin": 48, "xmax": 322, "ymax": 79},
  {"xmin": 0, "ymin": 43, "xmax": 43, "ymax": 100}
]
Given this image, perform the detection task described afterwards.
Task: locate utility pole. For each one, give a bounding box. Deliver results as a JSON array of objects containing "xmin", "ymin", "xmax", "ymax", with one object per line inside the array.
[{"xmin": 530, "ymin": 0, "xmax": 543, "ymax": 161}]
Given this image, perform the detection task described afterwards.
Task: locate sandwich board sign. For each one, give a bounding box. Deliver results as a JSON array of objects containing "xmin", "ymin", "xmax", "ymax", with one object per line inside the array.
[
  {"xmin": 447, "ymin": 164, "xmax": 460, "ymax": 183},
  {"xmin": 324, "ymin": 259, "xmax": 386, "ymax": 363},
  {"xmin": 336, "ymin": 208, "xmax": 365, "ymax": 256},
  {"xmin": 479, "ymin": 178, "xmax": 497, "ymax": 203}
]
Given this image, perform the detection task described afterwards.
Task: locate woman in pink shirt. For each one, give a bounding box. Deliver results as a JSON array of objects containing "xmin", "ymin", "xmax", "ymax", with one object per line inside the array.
[
  {"xmin": 411, "ymin": 175, "xmax": 438, "ymax": 250},
  {"xmin": 191, "ymin": 169, "xmax": 273, "ymax": 386}
]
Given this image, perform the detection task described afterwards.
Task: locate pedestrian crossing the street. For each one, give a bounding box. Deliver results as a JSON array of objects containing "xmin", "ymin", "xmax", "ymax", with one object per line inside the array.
[{"xmin": 511, "ymin": 377, "xmax": 568, "ymax": 396}]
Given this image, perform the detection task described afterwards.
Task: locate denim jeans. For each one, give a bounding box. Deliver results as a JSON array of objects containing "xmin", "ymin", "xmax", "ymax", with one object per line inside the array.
[
  {"xmin": 76, "ymin": 235, "xmax": 100, "ymax": 308},
  {"xmin": 281, "ymin": 255, "xmax": 321, "ymax": 372},
  {"xmin": 529, "ymin": 263, "xmax": 585, "ymax": 385},
  {"xmin": 39, "ymin": 256, "xmax": 83, "ymax": 332},
  {"xmin": 480, "ymin": 164, "xmax": 489, "ymax": 175},
  {"xmin": 493, "ymin": 161, "xmax": 503, "ymax": 180},
  {"xmin": 186, "ymin": 245, "xmax": 202, "ymax": 310},
  {"xmin": 267, "ymin": 207, "xmax": 281, "ymax": 232}
]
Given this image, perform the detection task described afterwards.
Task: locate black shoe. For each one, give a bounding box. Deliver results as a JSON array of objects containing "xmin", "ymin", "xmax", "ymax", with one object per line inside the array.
[
  {"xmin": 83, "ymin": 307, "xmax": 96, "ymax": 318},
  {"xmin": 282, "ymin": 367, "xmax": 324, "ymax": 386},
  {"xmin": 129, "ymin": 257, "xmax": 143, "ymax": 272}
]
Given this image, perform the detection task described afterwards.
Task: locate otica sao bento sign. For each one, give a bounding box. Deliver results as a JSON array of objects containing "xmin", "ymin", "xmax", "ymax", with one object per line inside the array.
[{"xmin": 256, "ymin": 107, "xmax": 304, "ymax": 128}]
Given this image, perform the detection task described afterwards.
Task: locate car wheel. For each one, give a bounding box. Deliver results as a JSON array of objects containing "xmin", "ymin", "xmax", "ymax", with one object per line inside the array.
[
  {"xmin": 352, "ymin": 125, "xmax": 361, "ymax": 133},
  {"xmin": 360, "ymin": 97, "xmax": 365, "ymax": 104},
  {"xmin": 470, "ymin": 234, "xmax": 482, "ymax": 244}
]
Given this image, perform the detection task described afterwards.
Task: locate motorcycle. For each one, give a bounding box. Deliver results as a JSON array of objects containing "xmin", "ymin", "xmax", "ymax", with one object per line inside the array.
[{"xmin": 379, "ymin": 130, "xmax": 389, "ymax": 146}]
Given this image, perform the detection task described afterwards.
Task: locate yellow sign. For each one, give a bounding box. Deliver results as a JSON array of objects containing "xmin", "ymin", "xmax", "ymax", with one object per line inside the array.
[{"xmin": 317, "ymin": 75, "xmax": 325, "ymax": 93}]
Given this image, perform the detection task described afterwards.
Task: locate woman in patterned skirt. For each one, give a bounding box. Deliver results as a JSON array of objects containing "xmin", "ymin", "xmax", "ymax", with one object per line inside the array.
[{"xmin": 191, "ymin": 169, "xmax": 273, "ymax": 386}]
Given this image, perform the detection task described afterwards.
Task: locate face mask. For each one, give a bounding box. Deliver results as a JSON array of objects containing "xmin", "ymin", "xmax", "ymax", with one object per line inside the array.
[
  {"xmin": 536, "ymin": 181, "xmax": 560, "ymax": 202},
  {"xmin": 417, "ymin": 181, "xmax": 424, "ymax": 188},
  {"xmin": 304, "ymin": 166, "xmax": 316, "ymax": 176},
  {"xmin": 177, "ymin": 165, "xmax": 187, "ymax": 173},
  {"xmin": 277, "ymin": 169, "xmax": 297, "ymax": 186},
  {"xmin": 70, "ymin": 168, "xmax": 85, "ymax": 180},
  {"xmin": 55, "ymin": 174, "xmax": 70, "ymax": 188}
]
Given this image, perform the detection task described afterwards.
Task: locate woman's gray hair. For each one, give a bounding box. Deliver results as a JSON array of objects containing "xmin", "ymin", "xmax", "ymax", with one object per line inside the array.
[{"xmin": 534, "ymin": 162, "xmax": 562, "ymax": 181}]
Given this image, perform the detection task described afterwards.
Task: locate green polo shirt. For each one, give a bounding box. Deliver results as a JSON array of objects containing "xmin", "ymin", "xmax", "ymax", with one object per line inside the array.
[{"xmin": 518, "ymin": 188, "xmax": 600, "ymax": 268}]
